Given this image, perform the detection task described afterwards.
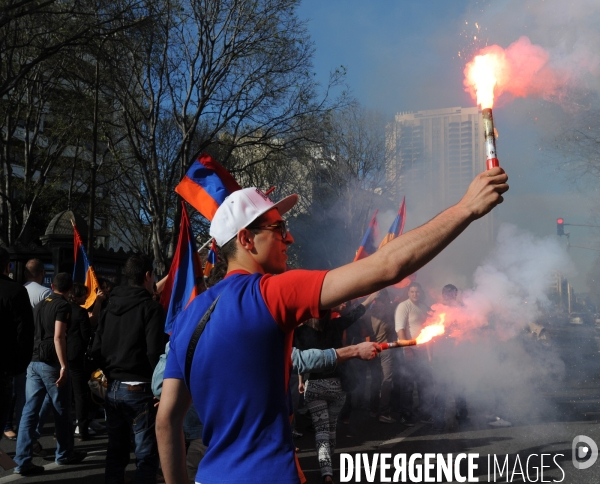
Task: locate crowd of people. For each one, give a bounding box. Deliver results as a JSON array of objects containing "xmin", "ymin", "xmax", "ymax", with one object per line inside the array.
[{"xmin": 0, "ymin": 166, "xmax": 508, "ymax": 484}]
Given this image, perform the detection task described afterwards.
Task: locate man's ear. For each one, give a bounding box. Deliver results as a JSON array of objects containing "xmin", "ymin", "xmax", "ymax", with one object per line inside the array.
[{"xmin": 237, "ymin": 228, "xmax": 255, "ymax": 251}]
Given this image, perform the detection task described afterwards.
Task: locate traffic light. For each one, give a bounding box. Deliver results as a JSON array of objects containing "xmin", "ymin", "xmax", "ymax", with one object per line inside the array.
[{"xmin": 557, "ymin": 218, "xmax": 564, "ymax": 236}]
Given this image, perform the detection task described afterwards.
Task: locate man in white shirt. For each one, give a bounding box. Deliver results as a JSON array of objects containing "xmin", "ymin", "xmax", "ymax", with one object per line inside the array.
[
  {"xmin": 394, "ymin": 282, "xmax": 434, "ymax": 424},
  {"xmin": 24, "ymin": 259, "xmax": 52, "ymax": 308}
]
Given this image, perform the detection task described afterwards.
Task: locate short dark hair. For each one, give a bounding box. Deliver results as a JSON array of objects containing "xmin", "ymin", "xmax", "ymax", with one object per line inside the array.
[
  {"xmin": 219, "ymin": 238, "xmax": 237, "ymax": 264},
  {"xmin": 53, "ymin": 273, "xmax": 73, "ymax": 293},
  {"xmin": 70, "ymin": 282, "xmax": 89, "ymax": 302},
  {"xmin": 218, "ymin": 226, "xmax": 261, "ymax": 264},
  {"xmin": 408, "ymin": 282, "xmax": 422, "ymax": 291},
  {"xmin": 25, "ymin": 258, "xmax": 45, "ymax": 280},
  {"xmin": 0, "ymin": 248, "xmax": 9, "ymax": 270},
  {"xmin": 124, "ymin": 254, "xmax": 154, "ymax": 286},
  {"xmin": 442, "ymin": 284, "xmax": 458, "ymax": 294}
]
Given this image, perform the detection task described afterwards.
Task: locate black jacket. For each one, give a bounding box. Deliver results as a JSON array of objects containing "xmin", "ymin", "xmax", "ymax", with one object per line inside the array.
[
  {"xmin": 0, "ymin": 274, "xmax": 34, "ymax": 375},
  {"xmin": 92, "ymin": 285, "xmax": 165, "ymax": 382},
  {"xmin": 68, "ymin": 303, "xmax": 91, "ymax": 362}
]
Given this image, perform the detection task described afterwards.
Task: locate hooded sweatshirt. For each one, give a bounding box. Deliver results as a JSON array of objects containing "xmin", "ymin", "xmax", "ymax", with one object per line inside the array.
[{"xmin": 92, "ymin": 285, "xmax": 165, "ymax": 382}]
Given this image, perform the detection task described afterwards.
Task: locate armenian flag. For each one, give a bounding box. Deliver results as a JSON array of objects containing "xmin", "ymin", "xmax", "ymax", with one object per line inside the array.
[
  {"xmin": 203, "ymin": 239, "xmax": 217, "ymax": 277},
  {"xmin": 353, "ymin": 210, "xmax": 379, "ymax": 261},
  {"xmin": 377, "ymin": 197, "xmax": 415, "ymax": 288},
  {"xmin": 378, "ymin": 197, "xmax": 406, "ymax": 249},
  {"xmin": 72, "ymin": 222, "xmax": 100, "ymax": 309},
  {"xmin": 175, "ymin": 153, "xmax": 241, "ymax": 221},
  {"xmin": 160, "ymin": 203, "xmax": 203, "ymax": 334}
]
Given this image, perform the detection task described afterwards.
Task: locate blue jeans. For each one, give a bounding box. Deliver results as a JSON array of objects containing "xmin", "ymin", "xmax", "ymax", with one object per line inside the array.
[
  {"xmin": 14, "ymin": 362, "xmax": 74, "ymax": 469},
  {"xmin": 105, "ymin": 381, "xmax": 158, "ymax": 484}
]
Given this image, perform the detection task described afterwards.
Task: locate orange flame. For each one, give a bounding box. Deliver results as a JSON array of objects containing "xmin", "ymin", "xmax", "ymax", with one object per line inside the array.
[
  {"xmin": 415, "ymin": 313, "xmax": 446, "ymax": 345},
  {"xmin": 464, "ymin": 52, "xmax": 504, "ymax": 109}
]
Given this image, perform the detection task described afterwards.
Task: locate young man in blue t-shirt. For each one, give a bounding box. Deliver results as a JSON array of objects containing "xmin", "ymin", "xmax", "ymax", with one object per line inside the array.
[{"xmin": 157, "ymin": 167, "xmax": 508, "ymax": 484}]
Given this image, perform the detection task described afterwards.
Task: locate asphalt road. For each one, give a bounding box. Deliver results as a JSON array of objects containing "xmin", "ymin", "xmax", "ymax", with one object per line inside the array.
[
  {"xmin": 2, "ymin": 380, "xmax": 600, "ymax": 484},
  {"xmin": 2, "ymin": 323, "xmax": 600, "ymax": 484}
]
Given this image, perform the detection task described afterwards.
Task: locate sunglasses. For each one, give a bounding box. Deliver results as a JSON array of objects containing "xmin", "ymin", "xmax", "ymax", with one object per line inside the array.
[{"xmin": 248, "ymin": 220, "xmax": 288, "ymax": 239}]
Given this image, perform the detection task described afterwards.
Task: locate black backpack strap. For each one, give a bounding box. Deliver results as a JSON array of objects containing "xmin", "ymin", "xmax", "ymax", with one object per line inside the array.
[{"xmin": 184, "ymin": 295, "xmax": 220, "ymax": 389}]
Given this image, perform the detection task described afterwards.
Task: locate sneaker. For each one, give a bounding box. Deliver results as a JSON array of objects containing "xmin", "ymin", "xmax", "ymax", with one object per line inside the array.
[
  {"xmin": 378, "ymin": 415, "xmax": 396, "ymax": 424},
  {"xmin": 291, "ymin": 429, "xmax": 303, "ymax": 438},
  {"xmin": 420, "ymin": 417, "xmax": 434, "ymax": 424},
  {"xmin": 399, "ymin": 415, "xmax": 416, "ymax": 427},
  {"xmin": 369, "ymin": 411, "xmax": 378, "ymax": 418},
  {"xmin": 14, "ymin": 463, "xmax": 45, "ymax": 475},
  {"xmin": 488, "ymin": 417, "xmax": 512, "ymax": 428},
  {"xmin": 88, "ymin": 419, "xmax": 106, "ymax": 430},
  {"xmin": 32, "ymin": 440, "xmax": 47, "ymax": 457},
  {"xmin": 3, "ymin": 430, "xmax": 17, "ymax": 440},
  {"xmin": 57, "ymin": 450, "xmax": 87, "ymax": 466},
  {"xmin": 74, "ymin": 425, "xmax": 96, "ymax": 436}
]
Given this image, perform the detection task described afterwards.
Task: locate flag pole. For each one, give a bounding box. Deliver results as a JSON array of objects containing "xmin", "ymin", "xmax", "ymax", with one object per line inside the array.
[{"xmin": 198, "ymin": 238, "xmax": 212, "ymax": 252}]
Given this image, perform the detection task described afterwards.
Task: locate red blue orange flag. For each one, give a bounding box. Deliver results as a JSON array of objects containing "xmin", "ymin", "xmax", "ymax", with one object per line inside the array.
[
  {"xmin": 377, "ymin": 197, "xmax": 415, "ymax": 288},
  {"xmin": 72, "ymin": 222, "xmax": 100, "ymax": 309},
  {"xmin": 378, "ymin": 197, "xmax": 406, "ymax": 250},
  {"xmin": 203, "ymin": 239, "xmax": 217, "ymax": 277},
  {"xmin": 354, "ymin": 210, "xmax": 380, "ymax": 261},
  {"xmin": 175, "ymin": 153, "xmax": 242, "ymax": 221},
  {"xmin": 160, "ymin": 203, "xmax": 203, "ymax": 334}
]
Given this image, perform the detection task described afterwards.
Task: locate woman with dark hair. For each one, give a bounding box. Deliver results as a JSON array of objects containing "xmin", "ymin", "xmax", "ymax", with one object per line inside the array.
[
  {"xmin": 295, "ymin": 292, "xmax": 378, "ymax": 484},
  {"xmin": 68, "ymin": 283, "xmax": 92, "ymax": 440}
]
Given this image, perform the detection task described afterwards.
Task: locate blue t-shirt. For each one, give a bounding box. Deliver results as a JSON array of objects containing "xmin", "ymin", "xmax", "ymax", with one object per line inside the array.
[{"xmin": 165, "ymin": 269, "xmax": 326, "ymax": 484}]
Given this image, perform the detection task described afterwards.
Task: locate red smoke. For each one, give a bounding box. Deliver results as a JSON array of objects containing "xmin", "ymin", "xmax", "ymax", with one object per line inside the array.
[{"xmin": 464, "ymin": 36, "xmax": 568, "ymax": 107}]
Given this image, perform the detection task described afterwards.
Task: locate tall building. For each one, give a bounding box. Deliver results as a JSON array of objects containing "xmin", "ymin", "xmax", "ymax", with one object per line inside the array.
[
  {"xmin": 387, "ymin": 106, "xmax": 495, "ymax": 286},
  {"xmin": 388, "ymin": 106, "xmax": 493, "ymax": 241}
]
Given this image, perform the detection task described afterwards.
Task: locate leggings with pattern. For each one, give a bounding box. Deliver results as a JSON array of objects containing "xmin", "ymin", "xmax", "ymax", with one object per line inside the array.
[{"xmin": 304, "ymin": 377, "xmax": 346, "ymax": 478}]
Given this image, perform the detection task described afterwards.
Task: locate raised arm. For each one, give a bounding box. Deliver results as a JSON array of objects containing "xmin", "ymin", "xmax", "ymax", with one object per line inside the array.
[{"xmin": 320, "ymin": 168, "xmax": 508, "ymax": 309}]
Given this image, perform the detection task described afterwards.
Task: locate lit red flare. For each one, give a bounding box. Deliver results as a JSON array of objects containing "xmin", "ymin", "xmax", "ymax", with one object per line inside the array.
[
  {"xmin": 464, "ymin": 52, "xmax": 501, "ymax": 169},
  {"xmin": 380, "ymin": 340, "xmax": 416, "ymax": 350},
  {"xmin": 415, "ymin": 314, "xmax": 446, "ymax": 345}
]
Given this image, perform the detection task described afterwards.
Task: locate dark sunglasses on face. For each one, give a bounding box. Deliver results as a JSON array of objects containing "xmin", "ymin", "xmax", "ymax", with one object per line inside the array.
[{"xmin": 248, "ymin": 220, "xmax": 288, "ymax": 239}]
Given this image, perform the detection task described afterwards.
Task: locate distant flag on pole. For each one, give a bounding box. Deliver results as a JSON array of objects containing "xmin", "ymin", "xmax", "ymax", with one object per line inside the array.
[
  {"xmin": 175, "ymin": 153, "xmax": 242, "ymax": 221},
  {"xmin": 160, "ymin": 203, "xmax": 203, "ymax": 334},
  {"xmin": 354, "ymin": 210, "xmax": 380, "ymax": 261},
  {"xmin": 72, "ymin": 222, "xmax": 100, "ymax": 309},
  {"xmin": 378, "ymin": 197, "xmax": 406, "ymax": 250},
  {"xmin": 203, "ymin": 239, "xmax": 217, "ymax": 277},
  {"xmin": 376, "ymin": 197, "xmax": 415, "ymax": 288}
]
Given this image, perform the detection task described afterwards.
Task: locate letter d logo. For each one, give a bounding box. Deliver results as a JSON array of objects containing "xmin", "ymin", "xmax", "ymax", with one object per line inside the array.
[{"xmin": 573, "ymin": 435, "xmax": 598, "ymax": 470}]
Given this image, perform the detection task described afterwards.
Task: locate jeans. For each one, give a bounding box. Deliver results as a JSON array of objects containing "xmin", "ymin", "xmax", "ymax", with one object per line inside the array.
[
  {"xmin": 105, "ymin": 381, "xmax": 158, "ymax": 484},
  {"xmin": 14, "ymin": 362, "xmax": 74, "ymax": 469}
]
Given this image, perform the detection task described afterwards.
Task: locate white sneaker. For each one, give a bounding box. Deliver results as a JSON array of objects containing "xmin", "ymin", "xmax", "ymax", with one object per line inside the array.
[
  {"xmin": 488, "ymin": 417, "xmax": 512, "ymax": 428},
  {"xmin": 74, "ymin": 425, "xmax": 96, "ymax": 436}
]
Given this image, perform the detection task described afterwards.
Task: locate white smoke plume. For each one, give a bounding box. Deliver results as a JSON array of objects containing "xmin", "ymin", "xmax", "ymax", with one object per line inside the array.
[
  {"xmin": 428, "ymin": 223, "xmax": 575, "ymax": 339},
  {"xmin": 423, "ymin": 224, "xmax": 576, "ymax": 422}
]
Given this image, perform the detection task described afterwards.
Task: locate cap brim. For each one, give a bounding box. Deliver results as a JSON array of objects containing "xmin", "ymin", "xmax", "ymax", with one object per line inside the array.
[
  {"xmin": 243, "ymin": 194, "xmax": 298, "ymax": 229},
  {"xmin": 272, "ymin": 194, "xmax": 298, "ymax": 216}
]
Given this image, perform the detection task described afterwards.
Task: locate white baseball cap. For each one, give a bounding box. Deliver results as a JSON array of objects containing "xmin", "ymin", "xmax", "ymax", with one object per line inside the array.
[{"xmin": 209, "ymin": 187, "xmax": 298, "ymax": 247}]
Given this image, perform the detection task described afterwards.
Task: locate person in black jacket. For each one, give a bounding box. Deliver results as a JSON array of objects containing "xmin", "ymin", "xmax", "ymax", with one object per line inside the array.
[
  {"xmin": 0, "ymin": 249, "xmax": 34, "ymax": 434},
  {"xmin": 68, "ymin": 283, "xmax": 92, "ymax": 440},
  {"xmin": 92, "ymin": 254, "xmax": 165, "ymax": 484}
]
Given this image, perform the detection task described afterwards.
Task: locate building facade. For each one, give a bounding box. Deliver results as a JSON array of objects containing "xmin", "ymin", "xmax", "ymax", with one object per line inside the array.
[{"xmin": 388, "ymin": 106, "xmax": 493, "ymax": 242}]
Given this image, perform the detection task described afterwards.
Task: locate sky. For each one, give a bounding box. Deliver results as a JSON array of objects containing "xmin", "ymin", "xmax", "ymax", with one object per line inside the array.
[{"xmin": 296, "ymin": 0, "xmax": 600, "ymax": 293}]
